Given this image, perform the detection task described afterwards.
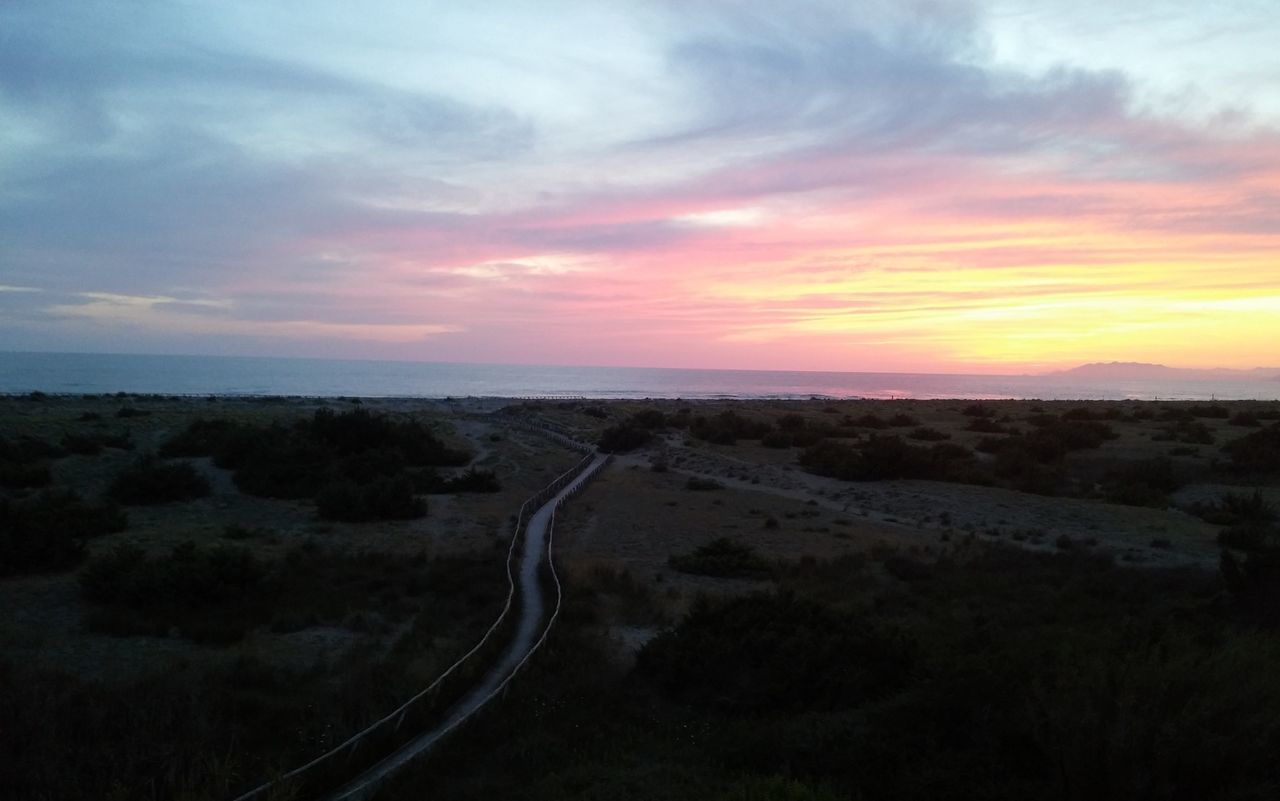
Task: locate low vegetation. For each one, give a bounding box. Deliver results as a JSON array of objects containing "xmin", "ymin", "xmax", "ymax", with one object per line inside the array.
[
  {"xmin": 0, "ymin": 491, "xmax": 127, "ymax": 575},
  {"xmin": 108, "ymin": 456, "xmax": 211, "ymax": 505},
  {"xmin": 161, "ymin": 408, "xmax": 470, "ymax": 519},
  {"xmin": 668, "ymin": 537, "xmax": 774, "ymax": 578},
  {"xmin": 383, "ymin": 543, "xmax": 1280, "ymax": 801}
]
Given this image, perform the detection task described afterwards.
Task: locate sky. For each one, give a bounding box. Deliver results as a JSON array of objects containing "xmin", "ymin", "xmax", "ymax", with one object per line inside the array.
[{"xmin": 1, "ymin": 0, "xmax": 1278, "ymax": 374}]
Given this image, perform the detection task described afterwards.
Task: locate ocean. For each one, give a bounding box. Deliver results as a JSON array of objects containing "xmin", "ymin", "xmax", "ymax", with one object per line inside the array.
[{"xmin": 1, "ymin": 351, "xmax": 1278, "ymax": 401}]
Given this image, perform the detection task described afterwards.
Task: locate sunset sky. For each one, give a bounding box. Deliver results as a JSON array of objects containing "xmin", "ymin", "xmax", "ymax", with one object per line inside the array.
[{"xmin": 2, "ymin": 1, "xmax": 1278, "ymax": 373}]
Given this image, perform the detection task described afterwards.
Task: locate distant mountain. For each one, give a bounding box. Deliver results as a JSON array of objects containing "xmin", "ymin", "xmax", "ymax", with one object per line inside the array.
[{"xmin": 1047, "ymin": 362, "xmax": 1280, "ymax": 381}]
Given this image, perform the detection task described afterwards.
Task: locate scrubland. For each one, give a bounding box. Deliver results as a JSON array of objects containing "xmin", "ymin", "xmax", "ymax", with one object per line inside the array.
[{"xmin": 3, "ymin": 393, "xmax": 1280, "ymax": 800}]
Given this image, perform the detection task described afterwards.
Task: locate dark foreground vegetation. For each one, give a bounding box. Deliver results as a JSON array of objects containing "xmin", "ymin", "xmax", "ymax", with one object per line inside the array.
[
  {"xmin": 0, "ymin": 491, "xmax": 126, "ymax": 575},
  {"xmin": 382, "ymin": 543, "xmax": 1280, "ymax": 801},
  {"xmin": 0, "ymin": 549, "xmax": 506, "ymax": 800}
]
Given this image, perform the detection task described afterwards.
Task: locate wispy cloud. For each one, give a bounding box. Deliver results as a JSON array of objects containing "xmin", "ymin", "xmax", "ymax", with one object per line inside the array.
[{"xmin": 1, "ymin": 1, "xmax": 1277, "ymax": 370}]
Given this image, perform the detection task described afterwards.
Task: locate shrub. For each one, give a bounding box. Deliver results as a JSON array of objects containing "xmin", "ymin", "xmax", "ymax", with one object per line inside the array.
[
  {"xmin": 776, "ymin": 413, "xmax": 808, "ymax": 431},
  {"xmin": 0, "ymin": 461, "xmax": 51, "ymax": 489},
  {"xmin": 966, "ymin": 417, "xmax": 1011, "ymax": 434},
  {"xmin": 1188, "ymin": 404, "xmax": 1229, "ymax": 419},
  {"xmin": 669, "ymin": 537, "xmax": 773, "ymax": 578},
  {"xmin": 442, "ymin": 468, "xmax": 501, "ymax": 493},
  {"xmin": 1156, "ymin": 419, "xmax": 1215, "ymax": 444},
  {"xmin": 627, "ymin": 409, "xmax": 668, "ymax": 429},
  {"xmin": 80, "ymin": 542, "xmax": 266, "ymax": 642},
  {"xmin": 597, "ymin": 424, "xmax": 652, "ymax": 453},
  {"xmin": 1223, "ymin": 424, "xmax": 1280, "ymax": 473},
  {"xmin": 1061, "ymin": 407, "xmax": 1101, "ymax": 421},
  {"xmin": 690, "ymin": 411, "xmax": 771, "ymax": 445},
  {"xmin": 685, "ymin": 477, "xmax": 724, "ymax": 491},
  {"xmin": 315, "ymin": 475, "xmax": 426, "ymax": 522},
  {"xmin": 159, "ymin": 410, "xmax": 470, "ymax": 499},
  {"xmin": 850, "ymin": 414, "xmax": 892, "ymax": 429},
  {"xmin": 1185, "ymin": 491, "xmax": 1276, "ymax": 527},
  {"xmin": 115, "ymin": 406, "xmax": 151, "ymax": 419},
  {"xmin": 59, "ymin": 432, "xmax": 103, "ymax": 456},
  {"xmin": 638, "ymin": 592, "xmax": 914, "ymax": 713},
  {"xmin": 0, "ymin": 491, "xmax": 126, "ymax": 575},
  {"xmin": 1231, "ymin": 411, "xmax": 1262, "ymax": 428},
  {"xmin": 800, "ymin": 436, "xmax": 975, "ymax": 483},
  {"xmin": 761, "ymin": 431, "xmax": 794, "ymax": 448},
  {"xmin": 908, "ymin": 426, "xmax": 950, "ymax": 441},
  {"xmin": 961, "ymin": 404, "xmax": 996, "ymax": 418},
  {"xmin": 108, "ymin": 457, "xmax": 211, "ymax": 505},
  {"xmin": 888, "ymin": 413, "xmax": 919, "ymax": 427},
  {"xmin": 1102, "ymin": 458, "xmax": 1181, "ymax": 507}
]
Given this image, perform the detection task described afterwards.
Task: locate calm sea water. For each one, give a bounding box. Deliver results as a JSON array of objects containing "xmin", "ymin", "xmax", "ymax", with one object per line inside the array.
[{"xmin": 1, "ymin": 351, "xmax": 1278, "ymax": 401}]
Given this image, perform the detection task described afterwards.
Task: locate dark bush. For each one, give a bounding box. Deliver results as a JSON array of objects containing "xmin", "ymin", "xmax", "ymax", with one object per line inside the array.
[
  {"xmin": 81, "ymin": 542, "xmax": 266, "ymax": 642},
  {"xmin": 315, "ymin": 475, "xmax": 426, "ymax": 522},
  {"xmin": 108, "ymin": 457, "xmax": 211, "ymax": 505},
  {"xmin": 801, "ymin": 436, "xmax": 976, "ymax": 483},
  {"xmin": 1185, "ymin": 491, "xmax": 1276, "ymax": 526},
  {"xmin": 158, "ymin": 418, "xmax": 243, "ymax": 457},
  {"xmin": 776, "ymin": 413, "xmax": 808, "ymax": 432},
  {"xmin": 1223, "ymin": 424, "xmax": 1280, "ymax": 473},
  {"xmin": 966, "ymin": 417, "xmax": 1011, "ymax": 434},
  {"xmin": 908, "ymin": 426, "xmax": 950, "ymax": 441},
  {"xmin": 160, "ymin": 410, "xmax": 470, "ymax": 500},
  {"xmin": 850, "ymin": 414, "xmax": 892, "ymax": 429},
  {"xmin": 961, "ymin": 404, "xmax": 996, "ymax": 418},
  {"xmin": 690, "ymin": 411, "xmax": 771, "ymax": 445},
  {"xmin": 888, "ymin": 413, "xmax": 919, "ymax": 427},
  {"xmin": 761, "ymin": 431, "xmax": 794, "ymax": 448},
  {"xmin": 638, "ymin": 593, "xmax": 914, "ymax": 713},
  {"xmin": 1218, "ymin": 523, "xmax": 1277, "ymax": 552},
  {"xmin": 669, "ymin": 537, "xmax": 773, "ymax": 578},
  {"xmin": 597, "ymin": 424, "xmax": 652, "ymax": 453},
  {"xmin": 59, "ymin": 432, "xmax": 103, "ymax": 456},
  {"xmin": 1156, "ymin": 419, "xmax": 1215, "ymax": 444},
  {"xmin": 1188, "ymin": 404, "xmax": 1229, "ymax": 419},
  {"xmin": 1102, "ymin": 458, "xmax": 1181, "ymax": 507},
  {"xmin": 442, "ymin": 468, "xmax": 501, "ymax": 493},
  {"xmin": 685, "ymin": 477, "xmax": 724, "ymax": 491},
  {"xmin": 628, "ymin": 409, "xmax": 668, "ymax": 429},
  {"xmin": 1061, "ymin": 407, "xmax": 1100, "ymax": 421},
  {"xmin": 1231, "ymin": 411, "xmax": 1262, "ymax": 428},
  {"xmin": 0, "ymin": 461, "xmax": 51, "ymax": 489},
  {"xmin": 0, "ymin": 491, "xmax": 127, "ymax": 575}
]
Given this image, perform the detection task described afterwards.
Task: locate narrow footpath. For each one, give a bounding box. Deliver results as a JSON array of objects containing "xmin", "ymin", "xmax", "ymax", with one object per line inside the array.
[{"xmin": 326, "ymin": 453, "xmax": 609, "ymax": 801}]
